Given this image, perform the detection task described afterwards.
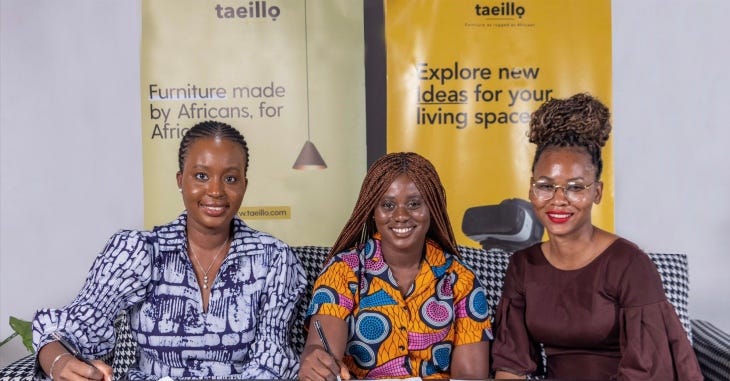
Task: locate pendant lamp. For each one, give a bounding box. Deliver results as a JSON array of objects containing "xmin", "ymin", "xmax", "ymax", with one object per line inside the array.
[{"xmin": 293, "ymin": 0, "xmax": 327, "ymax": 170}]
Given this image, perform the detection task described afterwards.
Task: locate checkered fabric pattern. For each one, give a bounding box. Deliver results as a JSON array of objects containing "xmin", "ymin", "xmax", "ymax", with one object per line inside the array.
[
  {"xmin": 692, "ymin": 319, "xmax": 730, "ymax": 381},
  {"xmin": 647, "ymin": 252, "xmax": 693, "ymax": 341},
  {"xmin": 0, "ymin": 355, "xmax": 33, "ymax": 381},
  {"xmin": 0, "ymin": 312, "xmax": 133, "ymax": 381},
  {"xmin": 290, "ymin": 246, "xmax": 331, "ymax": 354},
  {"xmin": 2, "ymin": 247, "xmax": 726, "ymax": 381},
  {"xmin": 457, "ymin": 246, "xmax": 511, "ymax": 317},
  {"xmin": 110, "ymin": 311, "xmax": 137, "ymax": 380}
]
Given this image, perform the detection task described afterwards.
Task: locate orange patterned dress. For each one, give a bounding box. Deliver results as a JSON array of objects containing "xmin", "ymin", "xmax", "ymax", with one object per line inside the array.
[{"xmin": 306, "ymin": 236, "xmax": 492, "ymax": 379}]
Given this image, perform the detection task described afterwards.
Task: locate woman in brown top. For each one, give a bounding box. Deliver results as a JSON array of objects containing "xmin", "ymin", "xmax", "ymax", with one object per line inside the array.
[{"xmin": 491, "ymin": 93, "xmax": 703, "ymax": 380}]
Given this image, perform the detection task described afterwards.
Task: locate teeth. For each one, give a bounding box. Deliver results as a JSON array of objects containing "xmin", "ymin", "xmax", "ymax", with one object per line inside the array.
[
  {"xmin": 392, "ymin": 227, "xmax": 413, "ymax": 234},
  {"xmin": 549, "ymin": 213, "xmax": 570, "ymax": 218}
]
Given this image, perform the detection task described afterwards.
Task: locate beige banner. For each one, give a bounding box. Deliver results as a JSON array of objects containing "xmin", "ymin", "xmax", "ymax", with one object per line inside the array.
[{"xmin": 141, "ymin": 0, "xmax": 366, "ymax": 246}]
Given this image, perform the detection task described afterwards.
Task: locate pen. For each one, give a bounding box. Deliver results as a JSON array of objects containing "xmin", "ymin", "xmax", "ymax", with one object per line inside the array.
[
  {"xmin": 51, "ymin": 332, "xmax": 98, "ymax": 370},
  {"xmin": 314, "ymin": 320, "xmax": 334, "ymax": 355},
  {"xmin": 314, "ymin": 320, "xmax": 342, "ymax": 381}
]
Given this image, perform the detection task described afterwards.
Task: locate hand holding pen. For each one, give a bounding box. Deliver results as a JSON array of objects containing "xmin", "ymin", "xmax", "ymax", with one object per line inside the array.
[
  {"xmin": 313, "ymin": 320, "xmax": 349, "ymax": 381},
  {"xmin": 46, "ymin": 332, "xmax": 111, "ymax": 381}
]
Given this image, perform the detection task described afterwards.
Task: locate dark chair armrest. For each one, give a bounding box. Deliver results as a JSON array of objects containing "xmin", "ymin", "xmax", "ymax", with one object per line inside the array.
[
  {"xmin": 0, "ymin": 354, "xmax": 35, "ymax": 381},
  {"xmin": 692, "ymin": 319, "xmax": 730, "ymax": 381}
]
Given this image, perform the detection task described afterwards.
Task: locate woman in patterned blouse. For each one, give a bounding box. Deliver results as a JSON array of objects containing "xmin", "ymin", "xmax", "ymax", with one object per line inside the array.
[
  {"xmin": 299, "ymin": 152, "xmax": 493, "ymax": 380},
  {"xmin": 33, "ymin": 121, "xmax": 307, "ymax": 380}
]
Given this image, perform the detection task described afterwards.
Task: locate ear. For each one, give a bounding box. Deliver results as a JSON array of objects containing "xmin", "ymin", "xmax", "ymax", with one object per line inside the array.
[
  {"xmin": 176, "ymin": 171, "xmax": 183, "ymax": 190},
  {"xmin": 593, "ymin": 181, "xmax": 603, "ymax": 204}
]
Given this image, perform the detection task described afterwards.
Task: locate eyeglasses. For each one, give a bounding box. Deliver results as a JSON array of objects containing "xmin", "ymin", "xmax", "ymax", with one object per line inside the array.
[{"xmin": 531, "ymin": 179, "xmax": 597, "ymax": 203}]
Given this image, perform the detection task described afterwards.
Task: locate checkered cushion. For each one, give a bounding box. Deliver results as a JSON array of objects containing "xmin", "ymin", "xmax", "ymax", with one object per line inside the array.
[
  {"xmin": 110, "ymin": 310, "xmax": 137, "ymax": 380},
  {"xmin": 692, "ymin": 319, "xmax": 730, "ymax": 381},
  {"xmin": 647, "ymin": 252, "xmax": 692, "ymax": 341},
  {"xmin": 0, "ymin": 355, "xmax": 34, "ymax": 381},
  {"xmin": 0, "ymin": 312, "xmax": 132, "ymax": 381},
  {"xmin": 290, "ymin": 246, "xmax": 331, "ymax": 354}
]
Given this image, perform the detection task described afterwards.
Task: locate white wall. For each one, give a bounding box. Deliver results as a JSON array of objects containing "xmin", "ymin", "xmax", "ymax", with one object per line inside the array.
[
  {"xmin": 0, "ymin": 1, "xmax": 143, "ymax": 365},
  {"xmin": 612, "ymin": 0, "xmax": 730, "ymax": 336},
  {"xmin": 2, "ymin": 0, "xmax": 729, "ymax": 367}
]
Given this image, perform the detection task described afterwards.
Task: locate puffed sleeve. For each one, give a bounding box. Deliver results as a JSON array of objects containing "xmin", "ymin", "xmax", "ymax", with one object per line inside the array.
[
  {"xmin": 491, "ymin": 254, "xmax": 541, "ymax": 377},
  {"xmin": 616, "ymin": 252, "xmax": 704, "ymax": 381},
  {"xmin": 32, "ymin": 230, "xmax": 153, "ymax": 376},
  {"xmin": 237, "ymin": 244, "xmax": 307, "ymax": 379}
]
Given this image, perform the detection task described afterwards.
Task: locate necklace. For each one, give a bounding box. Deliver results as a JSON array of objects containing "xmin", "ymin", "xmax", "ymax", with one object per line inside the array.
[{"xmin": 189, "ymin": 236, "xmax": 230, "ymax": 289}]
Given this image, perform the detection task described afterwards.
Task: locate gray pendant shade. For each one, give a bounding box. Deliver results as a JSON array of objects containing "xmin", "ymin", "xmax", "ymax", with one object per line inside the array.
[{"xmin": 292, "ymin": 140, "xmax": 327, "ymax": 169}]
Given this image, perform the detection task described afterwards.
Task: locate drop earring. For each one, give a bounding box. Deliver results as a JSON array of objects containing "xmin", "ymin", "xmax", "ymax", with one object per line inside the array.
[{"xmin": 359, "ymin": 220, "xmax": 371, "ymax": 247}]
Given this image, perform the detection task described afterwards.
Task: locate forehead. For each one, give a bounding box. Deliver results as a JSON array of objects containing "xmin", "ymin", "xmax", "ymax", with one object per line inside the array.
[
  {"xmin": 184, "ymin": 137, "xmax": 246, "ymax": 166},
  {"xmin": 382, "ymin": 174, "xmax": 421, "ymax": 196},
  {"xmin": 533, "ymin": 147, "xmax": 596, "ymax": 180}
]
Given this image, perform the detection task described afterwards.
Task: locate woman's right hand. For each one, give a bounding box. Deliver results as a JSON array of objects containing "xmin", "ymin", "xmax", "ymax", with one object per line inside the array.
[
  {"xmin": 51, "ymin": 356, "xmax": 112, "ymax": 381},
  {"xmin": 40, "ymin": 341, "xmax": 112, "ymax": 381},
  {"xmin": 298, "ymin": 345, "xmax": 350, "ymax": 381}
]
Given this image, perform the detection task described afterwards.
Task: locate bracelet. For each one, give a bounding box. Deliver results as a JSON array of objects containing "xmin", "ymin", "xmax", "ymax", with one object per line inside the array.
[{"xmin": 49, "ymin": 352, "xmax": 73, "ymax": 381}]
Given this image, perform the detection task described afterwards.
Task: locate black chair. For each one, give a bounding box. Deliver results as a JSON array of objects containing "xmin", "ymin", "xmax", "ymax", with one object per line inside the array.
[{"xmin": 462, "ymin": 198, "xmax": 543, "ymax": 252}]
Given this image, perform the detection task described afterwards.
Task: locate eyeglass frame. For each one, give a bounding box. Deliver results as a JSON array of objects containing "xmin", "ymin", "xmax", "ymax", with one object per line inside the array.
[{"xmin": 530, "ymin": 178, "xmax": 600, "ymax": 203}]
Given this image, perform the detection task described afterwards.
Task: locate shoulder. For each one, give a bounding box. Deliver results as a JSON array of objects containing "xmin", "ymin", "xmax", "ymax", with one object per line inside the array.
[
  {"xmin": 231, "ymin": 217, "xmax": 292, "ymax": 252},
  {"xmin": 448, "ymin": 252, "xmax": 480, "ymax": 280},
  {"xmin": 509, "ymin": 242, "xmax": 543, "ymax": 267},
  {"xmin": 601, "ymin": 238, "xmax": 666, "ymax": 303},
  {"xmin": 601, "ymin": 237, "xmax": 652, "ymax": 269},
  {"xmin": 105, "ymin": 228, "xmax": 157, "ymax": 252}
]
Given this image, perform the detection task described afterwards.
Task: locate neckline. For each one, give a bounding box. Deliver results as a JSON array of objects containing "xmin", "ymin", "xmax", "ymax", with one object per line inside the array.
[{"xmin": 539, "ymin": 237, "xmax": 622, "ymax": 272}]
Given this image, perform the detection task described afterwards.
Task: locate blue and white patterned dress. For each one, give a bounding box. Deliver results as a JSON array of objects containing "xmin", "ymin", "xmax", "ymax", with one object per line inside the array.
[{"xmin": 32, "ymin": 213, "xmax": 306, "ymax": 380}]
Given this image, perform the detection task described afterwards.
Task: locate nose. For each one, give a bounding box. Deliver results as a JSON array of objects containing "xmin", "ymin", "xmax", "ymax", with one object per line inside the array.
[
  {"xmin": 208, "ymin": 178, "xmax": 224, "ymax": 197},
  {"xmin": 551, "ymin": 186, "xmax": 569, "ymax": 204},
  {"xmin": 392, "ymin": 205, "xmax": 410, "ymax": 221}
]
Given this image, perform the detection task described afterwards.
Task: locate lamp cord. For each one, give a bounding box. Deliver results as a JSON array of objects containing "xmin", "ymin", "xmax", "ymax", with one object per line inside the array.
[{"xmin": 304, "ymin": 0, "xmax": 311, "ymax": 141}]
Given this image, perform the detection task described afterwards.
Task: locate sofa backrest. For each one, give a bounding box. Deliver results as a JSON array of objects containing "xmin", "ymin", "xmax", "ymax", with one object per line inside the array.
[
  {"xmin": 290, "ymin": 245, "xmax": 692, "ymax": 354},
  {"xmin": 108, "ymin": 245, "xmax": 692, "ymax": 377}
]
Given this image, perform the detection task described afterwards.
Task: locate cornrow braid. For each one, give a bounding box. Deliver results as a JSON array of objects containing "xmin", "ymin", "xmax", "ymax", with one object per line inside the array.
[
  {"xmin": 327, "ymin": 152, "xmax": 458, "ymax": 263},
  {"xmin": 178, "ymin": 120, "xmax": 250, "ymax": 174},
  {"xmin": 529, "ymin": 93, "xmax": 611, "ymax": 180}
]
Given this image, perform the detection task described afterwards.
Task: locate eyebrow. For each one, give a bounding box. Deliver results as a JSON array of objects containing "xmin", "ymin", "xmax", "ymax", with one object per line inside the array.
[
  {"xmin": 380, "ymin": 194, "xmax": 423, "ymax": 200},
  {"xmin": 535, "ymin": 176, "xmax": 588, "ymax": 183},
  {"xmin": 190, "ymin": 164, "xmax": 242, "ymax": 172}
]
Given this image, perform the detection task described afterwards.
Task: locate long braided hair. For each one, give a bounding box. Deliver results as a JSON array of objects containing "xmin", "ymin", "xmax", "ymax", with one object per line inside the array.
[
  {"xmin": 178, "ymin": 120, "xmax": 250, "ymax": 175},
  {"xmin": 529, "ymin": 93, "xmax": 611, "ymax": 180},
  {"xmin": 327, "ymin": 152, "xmax": 458, "ymax": 262}
]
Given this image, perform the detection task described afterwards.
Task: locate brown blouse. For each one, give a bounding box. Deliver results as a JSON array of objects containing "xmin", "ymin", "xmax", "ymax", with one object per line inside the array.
[{"xmin": 491, "ymin": 238, "xmax": 703, "ymax": 380}]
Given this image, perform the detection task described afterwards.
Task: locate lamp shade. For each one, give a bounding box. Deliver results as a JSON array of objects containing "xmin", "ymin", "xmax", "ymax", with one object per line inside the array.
[{"xmin": 293, "ymin": 140, "xmax": 327, "ymax": 169}]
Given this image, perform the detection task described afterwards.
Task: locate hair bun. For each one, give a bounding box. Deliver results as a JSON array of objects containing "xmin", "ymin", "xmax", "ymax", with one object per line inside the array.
[{"xmin": 528, "ymin": 93, "xmax": 611, "ymax": 149}]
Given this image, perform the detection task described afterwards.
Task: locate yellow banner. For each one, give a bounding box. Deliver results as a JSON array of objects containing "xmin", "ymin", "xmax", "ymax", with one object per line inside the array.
[
  {"xmin": 141, "ymin": 0, "xmax": 366, "ymax": 246},
  {"xmin": 385, "ymin": 0, "xmax": 613, "ymax": 247}
]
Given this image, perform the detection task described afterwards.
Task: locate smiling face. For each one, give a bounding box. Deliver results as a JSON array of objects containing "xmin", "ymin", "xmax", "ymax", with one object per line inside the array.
[
  {"xmin": 373, "ymin": 174, "xmax": 431, "ymax": 258},
  {"xmin": 530, "ymin": 146, "xmax": 602, "ymax": 239},
  {"xmin": 176, "ymin": 136, "xmax": 248, "ymax": 235}
]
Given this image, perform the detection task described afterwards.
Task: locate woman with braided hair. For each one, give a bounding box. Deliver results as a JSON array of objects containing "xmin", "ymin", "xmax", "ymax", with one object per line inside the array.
[
  {"xmin": 491, "ymin": 93, "xmax": 702, "ymax": 380},
  {"xmin": 299, "ymin": 152, "xmax": 492, "ymax": 381},
  {"xmin": 32, "ymin": 120, "xmax": 306, "ymax": 380}
]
